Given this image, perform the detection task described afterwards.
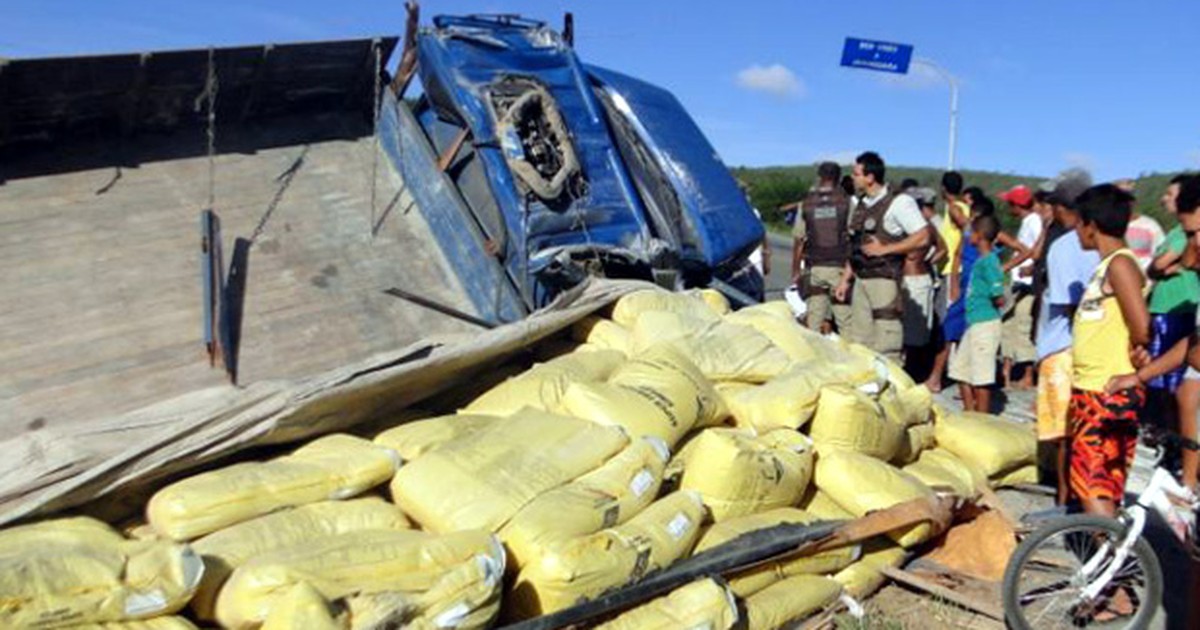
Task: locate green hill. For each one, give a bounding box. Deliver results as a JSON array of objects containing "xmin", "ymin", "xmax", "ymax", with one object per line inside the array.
[{"xmin": 733, "ymin": 165, "xmax": 1186, "ymax": 234}]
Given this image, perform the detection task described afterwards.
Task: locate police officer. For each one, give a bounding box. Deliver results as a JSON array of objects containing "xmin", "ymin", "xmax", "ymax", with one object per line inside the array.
[
  {"xmin": 791, "ymin": 162, "xmax": 854, "ymax": 333},
  {"xmin": 835, "ymin": 151, "xmax": 931, "ymax": 361}
]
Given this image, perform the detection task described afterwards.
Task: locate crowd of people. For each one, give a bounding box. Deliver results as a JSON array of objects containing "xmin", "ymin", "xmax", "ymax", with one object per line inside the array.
[{"xmin": 785, "ymin": 152, "xmax": 1200, "ymax": 522}]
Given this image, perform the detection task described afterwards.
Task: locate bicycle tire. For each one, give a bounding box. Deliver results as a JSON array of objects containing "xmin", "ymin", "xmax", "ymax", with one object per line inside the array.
[{"xmin": 1003, "ymin": 514, "xmax": 1162, "ymax": 630}]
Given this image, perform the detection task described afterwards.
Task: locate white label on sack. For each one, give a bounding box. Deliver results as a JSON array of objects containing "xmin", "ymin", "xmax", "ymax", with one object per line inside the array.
[
  {"xmin": 666, "ymin": 512, "xmax": 693, "ymax": 540},
  {"xmin": 434, "ymin": 602, "xmax": 471, "ymax": 628},
  {"xmin": 645, "ymin": 436, "xmax": 671, "ymax": 462},
  {"xmin": 124, "ymin": 589, "xmax": 168, "ymax": 617},
  {"xmin": 630, "ymin": 469, "xmax": 655, "ymax": 497}
]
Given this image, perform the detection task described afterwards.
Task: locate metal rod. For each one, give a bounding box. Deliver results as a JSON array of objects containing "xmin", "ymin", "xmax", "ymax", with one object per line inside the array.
[
  {"xmin": 383, "ymin": 287, "xmax": 498, "ymax": 329},
  {"xmin": 914, "ymin": 57, "xmax": 959, "ymax": 171}
]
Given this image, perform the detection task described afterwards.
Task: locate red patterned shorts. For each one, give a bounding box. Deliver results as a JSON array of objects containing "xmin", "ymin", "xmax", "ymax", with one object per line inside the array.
[{"xmin": 1068, "ymin": 387, "xmax": 1144, "ymax": 504}]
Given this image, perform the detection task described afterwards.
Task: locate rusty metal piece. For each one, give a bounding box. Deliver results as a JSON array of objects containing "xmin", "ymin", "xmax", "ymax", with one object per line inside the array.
[
  {"xmin": 436, "ymin": 128, "xmax": 470, "ymax": 172},
  {"xmin": 390, "ymin": 1, "xmax": 421, "ymax": 97}
]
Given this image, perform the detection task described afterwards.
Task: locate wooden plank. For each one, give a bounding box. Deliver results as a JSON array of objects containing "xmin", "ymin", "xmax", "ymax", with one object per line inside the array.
[
  {"xmin": 0, "ymin": 122, "xmax": 475, "ymax": 429},
  {"xmin": 879, "ymin": 567, "xmax": 1005, "ymax": 621}
]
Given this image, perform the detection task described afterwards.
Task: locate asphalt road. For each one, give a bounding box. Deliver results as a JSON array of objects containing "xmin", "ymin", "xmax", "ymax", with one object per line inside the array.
[{"xmin": 763, "ymin": 232, "xmax": 794, "ymax": 300}]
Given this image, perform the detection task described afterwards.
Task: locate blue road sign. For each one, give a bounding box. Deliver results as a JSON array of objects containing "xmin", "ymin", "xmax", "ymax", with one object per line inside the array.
[{"xmin": 840, "ymin": 38, "xmax": 914, "ymax": 74}]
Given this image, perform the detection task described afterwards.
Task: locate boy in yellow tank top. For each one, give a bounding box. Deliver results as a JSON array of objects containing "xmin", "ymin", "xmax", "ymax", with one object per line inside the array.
[{"xmin": 1068, "ymin": 184, "xmax": 1150, "ymax": 519}]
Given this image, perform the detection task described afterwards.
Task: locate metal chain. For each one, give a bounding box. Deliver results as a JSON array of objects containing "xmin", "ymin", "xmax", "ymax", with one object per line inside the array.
[
  {"xmin": 249, "ymin": 145, "xmax": 308, "ymax": 244},
  {"xmin": 369, "ymin": 41, "xmax": 382, "ymax": 234}
]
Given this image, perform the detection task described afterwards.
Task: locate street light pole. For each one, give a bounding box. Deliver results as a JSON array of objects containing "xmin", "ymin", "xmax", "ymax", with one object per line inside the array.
[{"xmin": 914, "ymin": 57, "xmax": 959, "ymax": 171}]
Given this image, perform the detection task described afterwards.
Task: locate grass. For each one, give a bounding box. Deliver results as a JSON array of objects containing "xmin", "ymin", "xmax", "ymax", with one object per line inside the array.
[{"xmin": 733, "ymin": 164, "xmax": 1188, "ymax": 236}]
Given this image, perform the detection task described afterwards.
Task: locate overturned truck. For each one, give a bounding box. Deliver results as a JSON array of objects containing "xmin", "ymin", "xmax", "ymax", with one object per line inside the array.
[{"xmin": 0, "ymin": 7, "xmax": 1033, "ymax": 630}]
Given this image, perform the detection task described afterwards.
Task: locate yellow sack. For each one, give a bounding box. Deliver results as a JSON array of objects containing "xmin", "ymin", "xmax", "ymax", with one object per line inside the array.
[
  {"xmin": 593, "ymin": 578, "xmax": 738, "ymax": 630},
  {"xmin": 992, "ymin": 463, "xmax": 1039, "ymax": 488},
  {"xmin": 215, "ymin": 529, "xmax": 503, "ymax": 629},
  {"xmin": 463, "ymin": 349, "xmax": 626, "ymax": 416},
  {"xmin": 833, "ymin": 538, "xmax": 907, "ymax": 599},
  {"xmin": 611, "ymin": 289, "xmax": 721, "ymax": 327},
  {"xmin": 809, "ymin": 385, "xmax": 904, "ymax": 461},
  {"xmin": 934, "ymin": 407, "xmax": 1036, "ymax": 477},
  {"xmin": 261, "ymin": 582, "xmax": 343, "ymax": 630},
  {"xmin": 0, "ymin": 517, "xmax": 204, "ymax": 628},
  {"xmin": 391, "ymin": 409, "xmax": 628, "ymax": 533},
  {"xmin": 695, "ymin": 289, "xmax": 732, "ymax": 316},
  {"xmin": 744, "ymin": 574, "xmax": 842, "ymax": 630},
  {"xmin": 560, "ymin": 346, "xmax": 725, "ymax": 445},
  {"xmin": 344, "ymin": 559, "xmax": 503, "ymax": 630},
  {"xmin": 629, "ymin": 311, "xmax": 717, "ymax": 354},
  {"xmin": 71, "ymin": 618, "xmax": 200, "ymax": 630},
  {"xmin": 725, "ymin": 367, "xmax": 846, "ymax": 433},
  {"xmin": 694, "ymin": 509, "xmax": 860, "ymax": 597},
  {"xmin": 848, "ymin": 342, "xmax": 916, "ymax": 390},
  {"xmin": 891, "ymin": 422, "xmax": 937, "ymax": 466},
  {"xmin": 798, "ymin": 488, "xmax": 855, "ymax": 520},
  {"xmin": 736, "ymin": 301, "xmax": 797, "ymax": 320},
  {"xmin": 190, "ymin": 497, "xmax": 410, "ymax": 620},
  {"xmin": 715, "ymin": 380, "xmax": 754, "ymax": 410},
  {"xmin": 879, "ymin": 384, "xmax": 933, "ymax": 427},
  {"xmin": 509, "ymin": 491, "xmax": 706, "ymax": 618},
  {"xmin": 674, "ymin": 428, "xmax": 813, "ymax": 521},
  {"xmin": 571, "ymin": 316, "xmax": 633, "ymax": 355},
  {"xmin": 374, "ymin": 414, "xmax": 499, "ymax": 461},
  {"xmin": 814, "ymin": 450, "xmax": 936, "ymax": 548},
  {"xmin": 670, "ymin": 321, "xmax": 792, "ymax": 383},
  {"xmin": 148, "ymin": 434, "xmax": 400, "ymax": 541},
  {"xmin": 500, "ymin": 437, "xmax": 671, "ymax": 572},
  {"xmin": 724, "ymin": 307, "xmax": 835, "ymax": 364},
  {"xmin": 902, "ymin": 448, "xmax": 979, "ymax": 499}
]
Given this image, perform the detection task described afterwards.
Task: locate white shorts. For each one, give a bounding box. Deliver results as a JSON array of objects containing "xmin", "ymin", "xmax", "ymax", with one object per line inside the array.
[{"xmin": 948, "ymin": 319, "xmax": 1001, "ymax": 386}]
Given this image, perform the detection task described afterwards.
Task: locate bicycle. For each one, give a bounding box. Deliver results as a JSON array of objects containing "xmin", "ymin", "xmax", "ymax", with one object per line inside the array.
[{"xmin": 1002, "ymin": 434, "xmax": 1200, "ymax": 629}]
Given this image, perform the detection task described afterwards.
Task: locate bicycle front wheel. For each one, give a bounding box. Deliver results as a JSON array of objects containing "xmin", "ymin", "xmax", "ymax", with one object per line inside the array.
[{"xmin": 1002, "ymin": 514, "xmax": 1162, "ymax": 629}]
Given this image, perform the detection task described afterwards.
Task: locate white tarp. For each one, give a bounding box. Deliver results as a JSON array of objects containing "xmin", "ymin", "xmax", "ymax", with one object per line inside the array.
[{"xmin": 0, "ymin": 278, "xmax": 646, "ymax": 526}]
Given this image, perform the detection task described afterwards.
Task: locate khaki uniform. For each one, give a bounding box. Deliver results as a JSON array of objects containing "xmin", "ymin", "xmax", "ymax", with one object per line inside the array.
[
  {"xmin": 793, "ymin": 186, "xmax": 853, "ymax": 332},
  {"xmin": 845, "ymin": 189, "xmax": 907, "ymax": 361}
]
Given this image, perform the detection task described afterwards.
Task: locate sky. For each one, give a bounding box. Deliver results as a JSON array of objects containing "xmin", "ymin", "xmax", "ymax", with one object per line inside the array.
[{"xmin": 3, "ymin": 1, "xmax": 1198, "ymax": 181}]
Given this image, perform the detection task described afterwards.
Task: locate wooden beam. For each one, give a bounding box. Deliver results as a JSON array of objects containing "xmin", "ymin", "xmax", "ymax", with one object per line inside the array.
[{"xmin": 880, "ymin": 567, "xmax": 1005, "ymax": 621}]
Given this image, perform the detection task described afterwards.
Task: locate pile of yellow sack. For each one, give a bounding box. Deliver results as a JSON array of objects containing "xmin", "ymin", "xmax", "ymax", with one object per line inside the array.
[{"xmin": 0, "ymin": 288, "xmax": 1035, "ymax": 630}]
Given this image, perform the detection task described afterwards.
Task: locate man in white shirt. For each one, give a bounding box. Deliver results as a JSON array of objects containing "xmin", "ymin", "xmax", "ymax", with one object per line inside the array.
[
  {"xmin": 835, "ymin": 151, "xmax": 931, "ymax": 361},
  {"xmin": 1000, "ymin": 185, "xmax": 1042, "ymax": 388}
]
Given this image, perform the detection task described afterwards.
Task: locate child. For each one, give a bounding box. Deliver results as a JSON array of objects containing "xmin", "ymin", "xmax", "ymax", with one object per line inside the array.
[
  {"xmin": 948, "ymin": 214, "xmax": 1005, "ymax": 412},
  {"xmin": 1069, "ymin": 184, "xmax": 1150, "ymax": 518}
]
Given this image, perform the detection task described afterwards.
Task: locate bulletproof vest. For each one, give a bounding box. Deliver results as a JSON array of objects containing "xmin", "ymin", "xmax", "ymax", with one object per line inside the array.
[
  {"xmin": 849, "ymin": 188, "xmax": 905, "ymax": 279},
  {"xmin": 801, "ymin": 186, "xmax": 851, "ymax": 266}
]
